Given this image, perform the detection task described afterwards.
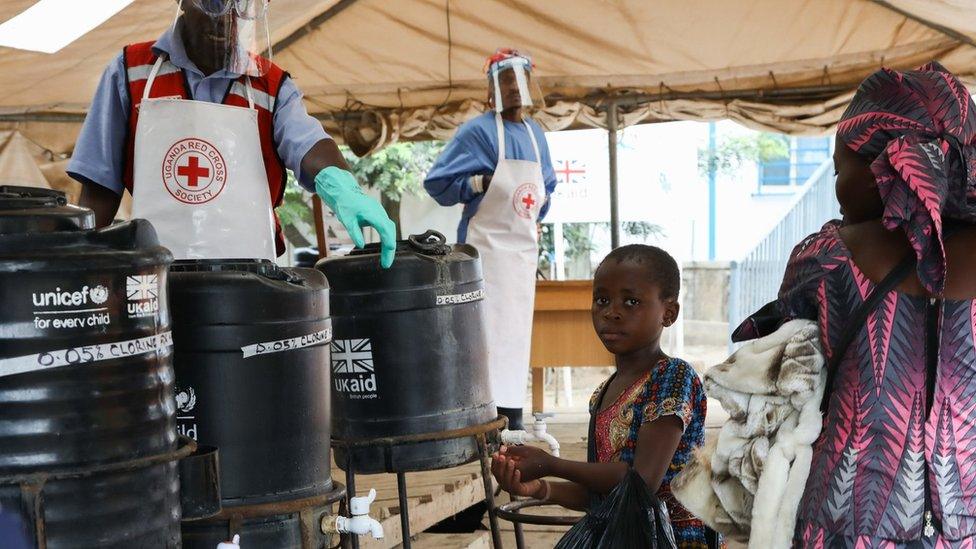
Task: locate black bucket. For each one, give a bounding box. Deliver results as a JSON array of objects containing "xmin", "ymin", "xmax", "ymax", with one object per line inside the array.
[
  {"xmin": 318, "ymin": 230, "xmax": 496, "ymax": 473},
  {"xmin": 169, "ymin": 259, "xmax": 336, "ymax": 546},
  {"xmin": 0, "ymin": 187, "xmax": 180, "ymax": 547}
]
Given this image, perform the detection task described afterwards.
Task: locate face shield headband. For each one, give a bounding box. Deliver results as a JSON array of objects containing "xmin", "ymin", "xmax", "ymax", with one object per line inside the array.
[
  {"xmin": 489, "ymin": 56, "xmax": 533, "ymax": 113},
  {"xmin": 174, "ymin": 0, "xmax": 273, "ymax": 77}
]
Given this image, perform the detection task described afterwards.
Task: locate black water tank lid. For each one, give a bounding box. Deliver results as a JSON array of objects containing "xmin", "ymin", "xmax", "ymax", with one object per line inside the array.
[
  {"xmin": 0, "ymin": 219, "xmax": 170, "ymax": 272},
  {"xmin": 319, "ymin": 230, "xmax": 483, "ymax": 296},
  {"xmin": 0, "ymin": 185, "xmax": 95, "ymax": 235},
  {"xmin": 170, "ymin": 258, "xmax": 308, "ymax": 284}
]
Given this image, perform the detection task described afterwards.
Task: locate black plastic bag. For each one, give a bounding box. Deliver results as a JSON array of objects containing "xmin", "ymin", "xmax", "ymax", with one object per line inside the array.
[{"xmin": 554, "ymin": 469, "xmax": 678, "ymax": 549}]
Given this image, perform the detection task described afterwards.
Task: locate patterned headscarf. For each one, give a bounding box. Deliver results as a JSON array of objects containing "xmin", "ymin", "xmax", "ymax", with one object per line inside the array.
[{"xmin": 837, "ymin": 62, "xmax": 976, "ymax": 294}]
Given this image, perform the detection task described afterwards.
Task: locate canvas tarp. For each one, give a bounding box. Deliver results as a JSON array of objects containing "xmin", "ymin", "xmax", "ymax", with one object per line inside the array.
[{"xmin": 0, "ymin": 0, "xmax": 975, "ymax": 157}]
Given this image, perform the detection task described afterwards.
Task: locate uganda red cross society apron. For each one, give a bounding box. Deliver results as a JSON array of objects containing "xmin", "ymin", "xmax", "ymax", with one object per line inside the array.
[
  {"xmin": 465, "ymin": 113, "xmax": 544, "ymax": 409},
  {"xmin": 131, "ymin": 55, "xmax": 276, "ymax": 261}
]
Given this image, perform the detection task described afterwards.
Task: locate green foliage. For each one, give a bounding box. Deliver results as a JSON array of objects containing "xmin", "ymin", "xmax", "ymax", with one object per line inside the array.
[
  {"xmin": 698, "ymin": 132, "xmax": 789, "ymax": 177},
  {"xmin": 538, "ymin": 223, "xmax": 554, "ymax": 274},
  {"xmin": 276, "ymin": 142, "xmax": 446, "ymax": 243},
  {"xmin": 341, "ymin": 141, "xmax": 446, "ymax": 202},
  {"xmin": 564, "ymin": 223, "xmax": 598, "ymax": 261},
  {"xmin": 277, "ymin": 171, "xmax": 313, "ymax": 228},
  {"xmin": 538, "ymin": 221, "xmax": 666, "ymax": 276},
  {"xmin": 622, "ymin": 221, "xmax": 665, "ymax": 241}
]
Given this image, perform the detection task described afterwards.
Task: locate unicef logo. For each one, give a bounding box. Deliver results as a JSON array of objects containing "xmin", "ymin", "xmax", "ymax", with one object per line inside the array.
[
  {"xmin": 88, "ymin": 285, "xmax": 109, "ymax": 305},
  {"xmin": 175, "ymin": 387, "xmax": 197, "ymax": 413}
]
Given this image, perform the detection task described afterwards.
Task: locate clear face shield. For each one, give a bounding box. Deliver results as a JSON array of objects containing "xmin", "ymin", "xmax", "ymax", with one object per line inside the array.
[
  {"xmin": 175, "ymin": 0, "xmax": 273, "ymax": 77},
  {"xmin": 489, "ymin": 57, "xmax": 537, "ymax": 113}
]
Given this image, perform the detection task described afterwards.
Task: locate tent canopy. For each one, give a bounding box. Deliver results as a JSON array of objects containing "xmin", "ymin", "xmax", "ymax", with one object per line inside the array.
[{"xmin": 1, "ymin": 0, "xmax": 975, "ymax": 155}]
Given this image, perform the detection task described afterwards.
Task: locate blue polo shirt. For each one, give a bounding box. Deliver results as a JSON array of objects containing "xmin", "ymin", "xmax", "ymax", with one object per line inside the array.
[
  {"xmin": 423, "ymin": 112, "xmax": 558, "ymax": 243},
  {"xmin": 67, "ymin": 25, "xmax": 329, "ymax": 193}
]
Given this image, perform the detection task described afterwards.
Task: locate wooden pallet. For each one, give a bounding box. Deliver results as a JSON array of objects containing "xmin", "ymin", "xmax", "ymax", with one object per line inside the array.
[
  {"xmin": 332, "ymin": 460, "xmax": 488, "ymax": 549},
  {"xmin": 330, "ymin": 423, "xmax": 588, "ymax": 549}
]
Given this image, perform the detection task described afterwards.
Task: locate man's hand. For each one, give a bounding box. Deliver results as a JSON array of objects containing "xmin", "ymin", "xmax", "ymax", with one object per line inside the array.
[
  {"xmin": 491, "ymin": 447, "xmax": 547, "ymax": 498},
  {"xmin": 314, "ymin": 166, "xmax": 397, "ymax": 268},
  {"xmin": 79, "ymin": 182, "xmax": 122, "ymax": 228}
]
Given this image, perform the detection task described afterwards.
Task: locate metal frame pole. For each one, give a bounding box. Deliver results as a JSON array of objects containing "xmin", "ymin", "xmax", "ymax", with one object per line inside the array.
[
  {"xmin": 477, "ymin": 433, "xmax": 504, "ymax": 549},
  {"xmin": 344, "ymin": 455, "xmax": 360, "ymax": 549},
  {"xmin": 396, "ymin": 473, "xmax": 412, "ymax": 549},
  {"xmin": 607, "ymin": 101, "xmax": 621, "ymax": 250}
]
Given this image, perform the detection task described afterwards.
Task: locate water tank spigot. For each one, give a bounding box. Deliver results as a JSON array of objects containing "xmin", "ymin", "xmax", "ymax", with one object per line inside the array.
[
  {"xmin": 322, "ymin": 488, "xmax": 384, "ymax": 540},
  {"xmin": 216, "ymin": 534, "xmax": 240, "ymax": 549},
  {"xmin": 531, "ymin": 413, "xmax": 560, "ymax": 457},
  {"xmin": 500, "ymin": 413, "xmax": 561, "ymax": 457}
]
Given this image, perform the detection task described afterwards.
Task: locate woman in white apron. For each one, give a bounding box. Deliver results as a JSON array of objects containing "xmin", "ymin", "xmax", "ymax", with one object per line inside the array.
[{"xmin": 424, "ymin": 49, "xmax": 559, "ymax": 430}]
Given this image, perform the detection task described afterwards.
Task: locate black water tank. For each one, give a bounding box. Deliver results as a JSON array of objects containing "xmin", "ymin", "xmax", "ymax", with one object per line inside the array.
[
  {"xmin": 169, "ymin": 259, "xmax": 333, "ymax": 544},
  {"xmin": 318, "ymin": 231, "xmax": 495, "ymax": 473},
  {"xmin": 0, "ymin": 187, "xmax": 180, "ymax": 547}
]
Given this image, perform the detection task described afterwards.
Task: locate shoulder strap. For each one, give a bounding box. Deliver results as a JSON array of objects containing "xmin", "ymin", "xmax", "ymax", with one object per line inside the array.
[
  {"xmin": 494, "ymin": 113, "xmax": 506, "ymax": 163},
  {"xmin": 820, "ymin": 253, "xmax": 916, "ymax": 413}
]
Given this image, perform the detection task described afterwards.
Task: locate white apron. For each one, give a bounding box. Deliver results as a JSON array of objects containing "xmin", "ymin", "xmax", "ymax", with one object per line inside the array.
[
  {"xmin": 131, "ymin": 56, "xmax": 276, "ymax": 261},
  {"xmin": 465, "ymin": 114, "xmax": 545, "ymax": 409}
]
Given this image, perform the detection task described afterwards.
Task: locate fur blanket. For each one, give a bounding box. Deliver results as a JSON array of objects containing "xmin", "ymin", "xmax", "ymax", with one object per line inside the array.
[{"xmin": 671, "ymin": 320, "xmax": 825, "ymax": 548}]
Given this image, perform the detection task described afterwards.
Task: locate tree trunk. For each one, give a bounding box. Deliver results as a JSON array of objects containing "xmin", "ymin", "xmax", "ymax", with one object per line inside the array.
[{"xmin": 380, "ymin": 193, "xmax": 402, "ymax": 240}]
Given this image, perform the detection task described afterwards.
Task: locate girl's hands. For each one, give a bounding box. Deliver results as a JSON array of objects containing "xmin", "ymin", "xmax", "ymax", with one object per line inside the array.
[
  {"xmin": 491, "ymin": 446, "xmax": 548, "ymax": 498},
  {"xmin": 503, "ymin": 444, "xmax": 557, "ymax": 482}
]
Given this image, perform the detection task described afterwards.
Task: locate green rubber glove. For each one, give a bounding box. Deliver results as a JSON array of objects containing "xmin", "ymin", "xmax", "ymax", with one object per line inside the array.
[{"xmin": 314, "ymin": 166, "xmax": 397, "ymax": 268}]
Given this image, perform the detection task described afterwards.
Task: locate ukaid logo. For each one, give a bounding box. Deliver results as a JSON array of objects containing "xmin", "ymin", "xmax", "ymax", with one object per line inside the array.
[
  {"xmin": 331, "ymin": 338, "xmax": 378, "ymax": 399},
  {"xmin": 31, "ymin": 284, "xmax": 112, "ymax": 330},
  {"xmin": 126, "ymin": 274, "xmax": 160, "ymax": 318}
]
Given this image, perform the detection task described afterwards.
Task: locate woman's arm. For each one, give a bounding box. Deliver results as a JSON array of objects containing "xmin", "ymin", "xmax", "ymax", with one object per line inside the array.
[{"xmin": 507, "ymin": 415, "xmax": 684, "ymax": 494}]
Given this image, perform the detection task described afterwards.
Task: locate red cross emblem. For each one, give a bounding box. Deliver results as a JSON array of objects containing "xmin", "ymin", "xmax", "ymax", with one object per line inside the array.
[
  {"xmin": 513, "ymin": 183, "xmax": 540, "ymax": 219},
  {"xmin": 162, "ymin": 138, "xmax": 227, "ymax": 205},
  {"xmin": 177, "ymin": 156, "xmax": 210, "ymax": 188}
]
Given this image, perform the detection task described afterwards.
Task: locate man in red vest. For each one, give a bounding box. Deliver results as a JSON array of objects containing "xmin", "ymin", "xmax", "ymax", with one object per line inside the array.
[{"xmin": 69, "ymin": 0, "xmax": 396, "ymax": 267}]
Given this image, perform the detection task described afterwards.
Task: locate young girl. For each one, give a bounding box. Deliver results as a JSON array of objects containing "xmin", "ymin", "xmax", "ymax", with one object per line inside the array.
[{"xmin": 491, "ymin": 244, "xmax": 715, "ymax": 548}]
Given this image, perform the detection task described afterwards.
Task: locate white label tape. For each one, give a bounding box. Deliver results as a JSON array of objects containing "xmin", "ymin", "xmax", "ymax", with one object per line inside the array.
[
  {"xmin": 0, "ymin": 331, "xmax": 174, "ymax": 379},
  {"xmin": 241, "ymin": 328, "xmax": 333, "ymax": 358},
  {"xmin": 435, "ymin": 289, "xmax": 485, "ymax": 306}
]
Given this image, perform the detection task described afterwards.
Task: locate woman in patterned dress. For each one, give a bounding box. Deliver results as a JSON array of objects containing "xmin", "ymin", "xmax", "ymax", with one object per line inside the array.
[
  {"xmin": 491, "ymin": 245, "xmax": 718, "ymax": 548},
  {"xmin": 734, "ymin": 62, "xmax": 976, "ymax": 547}
]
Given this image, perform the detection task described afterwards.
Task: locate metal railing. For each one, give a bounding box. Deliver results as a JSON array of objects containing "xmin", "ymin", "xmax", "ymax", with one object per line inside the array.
[{"xmin": 727, "ymin": 159, "xmax": 840, "ymax": 350}]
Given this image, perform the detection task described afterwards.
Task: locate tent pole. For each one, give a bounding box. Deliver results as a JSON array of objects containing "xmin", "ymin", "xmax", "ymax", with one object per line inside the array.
[
  {"xmin": 607, "ymin": 101, "xmax": 620, "ymax": 250},
  {"xmin": 708, "ymin": 121, "xmax": 717, "ymax": 260}
]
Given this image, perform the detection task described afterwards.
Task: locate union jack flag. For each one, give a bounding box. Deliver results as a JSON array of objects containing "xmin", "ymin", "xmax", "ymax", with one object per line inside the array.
[
  {"xmin": 555, "ymin": 160, "xmax": 587, "ymax": 185},
  {"xmin": 126, "ymin": 275, "xmax": 158, "ymax": 301},
  {"xmin": 331, "ymin": 339, "xmax": 374, "ymax": 373}
]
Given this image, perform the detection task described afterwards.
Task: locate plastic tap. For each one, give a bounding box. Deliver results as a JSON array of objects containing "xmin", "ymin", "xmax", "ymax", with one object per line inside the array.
[
  {"xmin": 322, "ymin": 488, "xmax": 384, "ymax": 539},
  {"xmin": 532, "ymin": 412, "xmax": 560, "ymax": 457},
  {"xmin": 216, "ymin": 535, "xmax": 240, "ymax": 549},
  {"xmin": 500, "ymin": 413, "xmax": 561, "ymax": 457}
]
